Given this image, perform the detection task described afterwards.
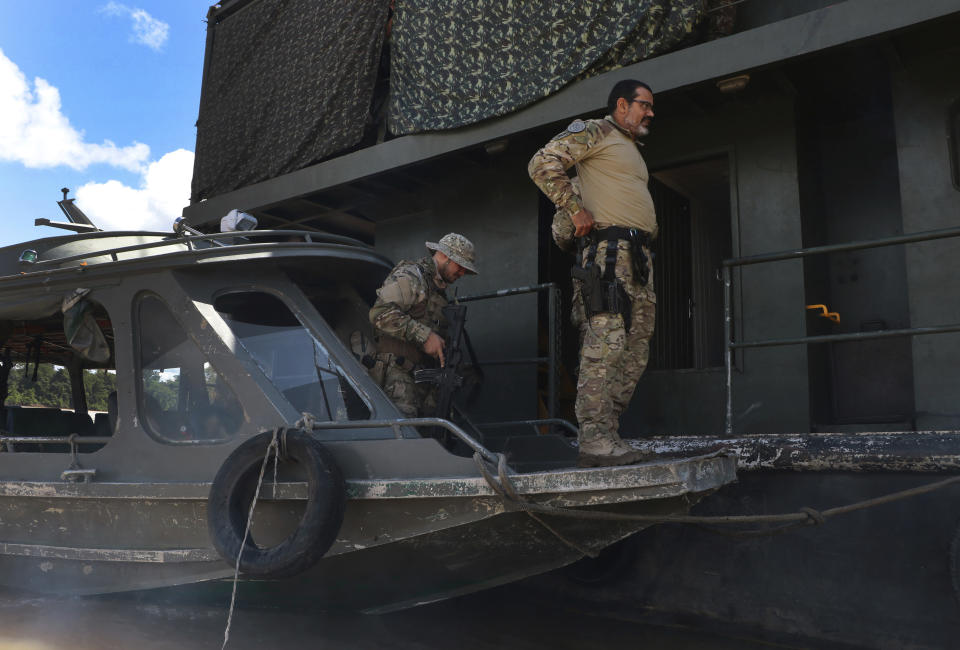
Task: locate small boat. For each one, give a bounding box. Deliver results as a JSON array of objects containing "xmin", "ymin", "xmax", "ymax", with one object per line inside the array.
[{"xmin": 0, "ymin": 217, "xmax": 735, "ymax": 612}]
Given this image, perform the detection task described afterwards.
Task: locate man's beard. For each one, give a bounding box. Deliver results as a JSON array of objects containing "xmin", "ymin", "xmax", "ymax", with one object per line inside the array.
[
  {"xmin": 438, "ymin": 260, "xmax": 458, "ymax": 284},
  {"xmin": 623, "ymin": 117, "xmax": 650, "ymax": 138}
]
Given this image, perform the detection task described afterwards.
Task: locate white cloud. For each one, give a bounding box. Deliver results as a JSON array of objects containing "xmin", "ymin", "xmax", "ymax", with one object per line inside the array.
[
  {"xmin": 77, "ymin": 149, "xmax": 195, "ymax": 233},
  {"xmin": 0, "ymin": 48, "xmax": 191, "ymax": 232},
  {"xmin": 0, "ymin": 47, "xmax": 192, "ymax": 232},
  {"xmin": 0, "ymin": 48, "xmax": 150, "ymax": 172},
  {"xmin": 100, "ymin": 2, "xmax": 169, "ymax": 51}
]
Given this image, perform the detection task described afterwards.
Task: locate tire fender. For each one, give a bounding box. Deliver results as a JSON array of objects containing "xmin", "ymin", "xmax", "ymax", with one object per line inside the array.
[{"xmin": 207, "ymin": 429, "xmax": 346, "ymax": 579}]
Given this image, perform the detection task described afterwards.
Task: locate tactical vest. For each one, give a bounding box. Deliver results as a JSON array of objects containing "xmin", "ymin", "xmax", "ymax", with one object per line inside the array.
[{"xmin": 375, "ymin": 258, "xmax": 449, "ymax": 365}]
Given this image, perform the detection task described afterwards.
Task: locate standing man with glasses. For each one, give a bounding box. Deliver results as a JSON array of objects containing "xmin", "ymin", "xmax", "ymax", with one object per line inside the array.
[{"xmin": 528, "ymin": 80, "xmax": 658, "ymax": 467}]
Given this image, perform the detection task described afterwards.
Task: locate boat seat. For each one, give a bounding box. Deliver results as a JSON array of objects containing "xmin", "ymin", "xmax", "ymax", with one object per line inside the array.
[
  {"xmin": 86, "ymin": 393, "xmax": 118, "ymax": 450},
  {"xmin": 5, "ymin": 407, "xmax": 87, "ymax": 436},
  {"xmin": 93, "ymin": 412, "xmax": 112, "ymax": 436},
  {"xmin": 4, "ymin": 407, "xmax": 94, "ymax": 452},
  {"xmin": 68, "ymin": 412, "xmax": 95, "ymax": 436},
  {"xmin": 107, "ymin": 391, "xmax": 118, "ymax": 434}
]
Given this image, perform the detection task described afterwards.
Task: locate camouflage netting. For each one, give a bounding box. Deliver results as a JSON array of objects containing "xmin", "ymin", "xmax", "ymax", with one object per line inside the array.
[
  {"xmin": 191, "ymin": 0, "xmax": 390, "ymax": 202},
  {"xmin": 388, "ymin": 0, "xmax": 705, "ymax": 135}
]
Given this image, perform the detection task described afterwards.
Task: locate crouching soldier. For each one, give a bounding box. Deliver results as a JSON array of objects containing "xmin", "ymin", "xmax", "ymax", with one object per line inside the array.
[{"xmin": 368, "ymin": 233, "xmax": 478, "ymax": 417}]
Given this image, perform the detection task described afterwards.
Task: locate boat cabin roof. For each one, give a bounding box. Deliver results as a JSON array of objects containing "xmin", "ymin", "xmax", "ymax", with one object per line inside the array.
[{"xmin": 0, "ymin": 228, "xmax": 394, "ymax": 368}]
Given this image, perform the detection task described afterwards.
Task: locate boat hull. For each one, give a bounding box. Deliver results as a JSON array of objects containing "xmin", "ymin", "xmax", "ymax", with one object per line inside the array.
[
  {"xmin": 518, "ymin": 469, "xmax": 960, "ymax": 649},
  {"xmin": 0, "ymin": 454, "xmax": 736, "ymax": 610}
]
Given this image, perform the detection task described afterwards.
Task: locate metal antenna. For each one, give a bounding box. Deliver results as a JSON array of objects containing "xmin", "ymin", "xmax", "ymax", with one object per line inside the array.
[
  {"xmin": 35, "ymin": 188, "xmax": 100, "ymax": 233},
  {"xmin": 55, "ymin": 188, "xmax": 97, "ymax": 227}
]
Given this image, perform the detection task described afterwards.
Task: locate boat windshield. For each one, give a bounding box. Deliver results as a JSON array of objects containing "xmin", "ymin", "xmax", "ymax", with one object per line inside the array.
[
  {"xmin": 214, "ymin": 291, "xmax": 370, "ymax": 421},
  {"xmin": 138, "ymin": 294, "xmax": 245, "ymax": 444}
]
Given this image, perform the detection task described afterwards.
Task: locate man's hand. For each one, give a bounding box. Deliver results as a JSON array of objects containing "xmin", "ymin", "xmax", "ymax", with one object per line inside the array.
[
  {"xmin": 423, "ymin": 332, "xmax": 446, "ymax": 367},
  {"xmin": 571, "ymin": 208, "xmax": 595, "ymax": 237}
]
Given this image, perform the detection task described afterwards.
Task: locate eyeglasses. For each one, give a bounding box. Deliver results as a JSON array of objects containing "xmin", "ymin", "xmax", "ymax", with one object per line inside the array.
[{"xmin": 630, "ymin": 99, "xmax": 654, "ymax": 111}]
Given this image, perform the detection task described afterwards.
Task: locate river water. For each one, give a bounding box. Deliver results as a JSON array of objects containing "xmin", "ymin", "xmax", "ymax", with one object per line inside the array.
[{"xmin": 0, "ymin": 585, "xmax": 788, "ymax": 649}]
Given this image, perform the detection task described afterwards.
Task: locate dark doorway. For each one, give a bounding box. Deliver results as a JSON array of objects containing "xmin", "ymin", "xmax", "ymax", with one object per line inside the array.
[{"xmin": 651, "ymin": 155, "xmax": 732, "ymax": 370}]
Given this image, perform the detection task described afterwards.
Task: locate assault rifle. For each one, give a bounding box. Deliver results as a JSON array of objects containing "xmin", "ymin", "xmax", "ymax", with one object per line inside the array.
[{"xmin": 414, "ymin": 302, "xmax": 474, "ymax": 440}]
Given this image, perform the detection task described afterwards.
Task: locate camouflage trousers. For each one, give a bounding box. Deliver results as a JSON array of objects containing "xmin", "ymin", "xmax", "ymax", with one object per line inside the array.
[
  {"xmin": 381, "ymin": 360, "xmax": 438, "ymax": 418},
  {"xmin": 572, "ymin": 240, "xmax": 656, "ymax": 444}
]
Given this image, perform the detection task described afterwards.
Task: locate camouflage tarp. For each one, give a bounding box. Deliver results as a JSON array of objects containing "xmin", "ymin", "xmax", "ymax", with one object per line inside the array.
[
  {"xmin": 191, "ymin": 0, "xmax": 389, "ymax": 202},
  {"xmin": 389, "ymin": 0, "xmax": 704, "ymax": 135}
]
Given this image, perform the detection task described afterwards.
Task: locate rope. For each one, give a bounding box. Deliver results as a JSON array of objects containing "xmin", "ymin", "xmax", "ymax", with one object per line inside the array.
[
  {"xmin": 221, "ymin": 428, "xmax": 280, "ymax": 650},
  {"xmin": 473, "ymin": 453, "xmax": 960, "ymax": 538},
  {"xmin": 475, "ymin": 453, "xmax": 598, "ymax": 558}
]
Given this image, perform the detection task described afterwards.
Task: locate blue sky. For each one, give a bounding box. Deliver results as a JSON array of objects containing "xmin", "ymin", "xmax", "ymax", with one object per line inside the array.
[{"xmin": 0, "ymin": 2, "xmax": 209, "ymax": 247}]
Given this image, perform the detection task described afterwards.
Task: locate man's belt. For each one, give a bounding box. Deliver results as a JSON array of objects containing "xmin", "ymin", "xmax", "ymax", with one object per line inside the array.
[
  {"xmin": 374, "ymin": 334, "xmax": 428, "ymax": 371},
  {"xmin": 585, "ymin": 226, "xmax": 652, "ymax": 248},
  {"xmin": 580, "ymin": 226, "xmax": 653, "ymax": 287}
]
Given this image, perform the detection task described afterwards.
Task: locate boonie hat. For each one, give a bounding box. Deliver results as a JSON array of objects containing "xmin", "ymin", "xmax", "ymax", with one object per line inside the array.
[{"xmin": 425, "ymin": 233, "xmax": 478, "ymax": 274}]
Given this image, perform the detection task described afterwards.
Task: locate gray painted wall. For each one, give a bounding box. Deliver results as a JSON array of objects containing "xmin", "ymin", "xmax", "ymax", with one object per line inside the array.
[
  {"xmin": 893, "ymin": 37, "xmax": 960, "ymax": 430},
  {"xmin": 630, "ymin": 91, "xmax": 809, "ymax": 435}
]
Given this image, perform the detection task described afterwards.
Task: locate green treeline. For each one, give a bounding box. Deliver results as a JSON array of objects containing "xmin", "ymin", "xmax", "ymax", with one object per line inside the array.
[
  {"xmin": 143, "ymin": 370, "xmax": 180, "ymax": 411},
  {"xmin": 4, "ymin": 364, "xmax": 118, "ymax": 411},
  {"xmin": 3, "ymin": 365, "xmax": 185, "ymax": 412}
]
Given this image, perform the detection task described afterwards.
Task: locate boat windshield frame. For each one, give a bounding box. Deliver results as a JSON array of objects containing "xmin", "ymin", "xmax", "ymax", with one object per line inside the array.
[{"xmin": 184, "ymin": 265, "xmax": 410, "ymax": 440}]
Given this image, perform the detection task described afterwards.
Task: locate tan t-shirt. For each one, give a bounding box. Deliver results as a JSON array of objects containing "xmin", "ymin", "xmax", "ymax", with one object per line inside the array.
[
  {"xmin": 578, "ymin": 121, "xmax": 656, "ymax": 234},
  {"xmin": 528, "ymin": 116, "xmax": 657, "ymax": 236}
]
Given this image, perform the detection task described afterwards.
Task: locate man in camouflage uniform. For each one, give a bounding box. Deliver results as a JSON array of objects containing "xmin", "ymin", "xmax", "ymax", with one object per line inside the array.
[
  {"xmin": 528, "ymin": 80, "xmax": 658, "ymax": 467},
  {"xmin": 368, "ymin": 233, "xmax": 478, "ymax": 417}
]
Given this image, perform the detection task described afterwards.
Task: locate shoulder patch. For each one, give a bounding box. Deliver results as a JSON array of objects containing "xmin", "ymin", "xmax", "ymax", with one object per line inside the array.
[{"xmin": 566, "ymin": 119, "xmax": 586, "ymax": 133}]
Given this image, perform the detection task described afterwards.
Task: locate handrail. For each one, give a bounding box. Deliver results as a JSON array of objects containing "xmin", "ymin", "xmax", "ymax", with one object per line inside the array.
[
  {"xmin": 476, "ymin": 418, "xmax": 579, "ymax": 437},
  {"xmin": 456, "ymin": 282, "xmax": 560, "ymax": 426},
  {"xmin": 0, "ymin": 432, "xmax": 112, "ymax": 480},
  {"xmin": 722, "ymin": 225, "xmax": 960, "ymax": 436},
  {"xmin": 27, "ymin": 229, "xmax": 372, "ymax": 269},
  {"xmin": 722, "ymin": 225, "xmax": 960, "ymax": 268},
  {"xmin": 0, "ymin": 435, "xmax": 112, "ymax": 444},
  {"xmin": 306, "ymin": 417, "xmax": 500, "ymax": 465}
]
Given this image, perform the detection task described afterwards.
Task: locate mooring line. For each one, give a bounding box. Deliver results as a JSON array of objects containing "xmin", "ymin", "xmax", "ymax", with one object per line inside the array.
[
  {"xmin": 221, "ymin": 428, "xmax": 280, "ymax": 650},
  {"xmin": 473, "ymin": 453, "xmax": 960, "ymax": 541}
]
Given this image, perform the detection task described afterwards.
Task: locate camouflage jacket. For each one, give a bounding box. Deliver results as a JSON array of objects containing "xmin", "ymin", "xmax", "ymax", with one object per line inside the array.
[
  {"xmin": 551, "ymin": 177, "xmax": 581, "ymax": 253},
  {"xmin": 528, "ymin": 116, "xmax": 617, "ymax": 219},
  {"xmin": 369, "ymin": 256, "xmax": 448, "ymax": 352}
]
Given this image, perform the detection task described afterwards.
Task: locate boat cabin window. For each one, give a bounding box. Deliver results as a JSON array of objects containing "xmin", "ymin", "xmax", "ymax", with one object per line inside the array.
[
  {"xmin": 214, "ymin": 291, "xmax": 370, "ymax": 422},
  {"xmin": 137, "ymin": 294, "xmax": 244, "ymax": 444},
  {"xmin": 0, "ymin": 294, "xmax": 116, "ymax": 453}
]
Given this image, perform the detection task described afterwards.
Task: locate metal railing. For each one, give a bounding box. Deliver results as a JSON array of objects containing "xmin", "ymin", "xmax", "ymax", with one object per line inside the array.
[
  {"xmin": 476, "ymin": 418, "xmax": 579, "ymax": 437},
  {"xmin": 0, "ymin": 433, "xmax": 112, "ymax": 453},
  {"xmin": 307, "ymin": 417, "xmax": 499, "ymax": 464},
  {"xmin": 0, "ymin": 432, "xmax": 112, "ymax": 482},
  {"xmin": 457, "ymin": 282, "xmax": 560, "ymax": 423},
  {"xmin": 19, "ymin": 229, "xmax": 371, "ymax": 272},
  {"xmin": 723, "ymin": 225, "xmax": 960, "ymax": 436}
]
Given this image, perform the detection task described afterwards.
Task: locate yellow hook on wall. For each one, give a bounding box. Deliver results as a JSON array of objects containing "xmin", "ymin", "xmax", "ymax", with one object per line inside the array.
[{"xmin": 806, "ymin": 304, "xmax": 840, "ymax": 323}]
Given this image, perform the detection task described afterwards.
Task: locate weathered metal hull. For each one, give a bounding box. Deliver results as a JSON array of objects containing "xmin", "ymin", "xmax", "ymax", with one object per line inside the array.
[
  {"xmin": 0, "ymin": 454, "xmax": 736, "ymax": 610},
  {"xmin": 515, "ymin": 434, "xmax": 960, "ymax": 649}
]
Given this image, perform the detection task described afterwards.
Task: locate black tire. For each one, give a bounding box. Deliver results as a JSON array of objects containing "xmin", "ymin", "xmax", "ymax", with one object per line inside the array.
[{"xmin": 207, "ymin": 429, "xmax": 346, "ymax": 579}]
